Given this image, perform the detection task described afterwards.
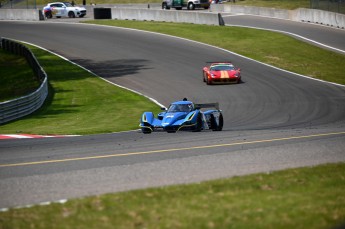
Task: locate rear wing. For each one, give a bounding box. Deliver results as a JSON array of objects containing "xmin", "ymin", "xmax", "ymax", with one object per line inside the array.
[
  {"xmin": 195, "ymin": 103, "xmax": 220, "ymax": 110},
  {"xmin": 206, "ymin": 61, "xmax": 232, "ymax": 64}
]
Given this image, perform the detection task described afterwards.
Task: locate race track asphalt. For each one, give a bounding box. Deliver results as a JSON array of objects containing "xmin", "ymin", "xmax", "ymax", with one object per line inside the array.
[{"xmin": 0, "ymin": 17, "xmax": 345, "ymax": 209}]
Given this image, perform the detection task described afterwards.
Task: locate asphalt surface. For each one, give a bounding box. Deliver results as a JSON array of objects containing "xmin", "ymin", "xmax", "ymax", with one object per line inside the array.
[
  {"xmin": 222, "ymin": 14, "xmax": 345, "ymax": 54},
  {"xmin": 0, "ymin": 15, "xmax": 345, "ymax": 209}
]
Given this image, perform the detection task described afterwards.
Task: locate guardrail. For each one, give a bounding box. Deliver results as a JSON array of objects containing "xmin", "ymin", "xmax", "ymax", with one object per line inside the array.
[{"xmin": 0, "ymin": 38, "xmax": 48, "ymax": 125}]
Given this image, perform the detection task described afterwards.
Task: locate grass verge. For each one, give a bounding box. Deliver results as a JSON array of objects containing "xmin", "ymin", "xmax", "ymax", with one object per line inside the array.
[
  {"xmin": 0, "ymin": 46, "xmax": 160, "ymax": 135},
  {"xmin": 0, "ymin": 49, "xmax": 40, "ymax": 102},
  {"xmin": 1, "ymin": 162, "xmax": 344, "ymax": 229},
  {"xmin": 83, "ymin": 20, "xmax": 345, "ymax": 85}
]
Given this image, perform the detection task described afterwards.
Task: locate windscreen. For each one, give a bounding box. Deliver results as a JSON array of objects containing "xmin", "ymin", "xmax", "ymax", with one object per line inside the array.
[
  {"xmin": 167, "ymin": 104, "xmax": 193, "ymax": 113},
  {"xmin": 210, "ymin": 65, "xmax": 234, "ymax": 71}
]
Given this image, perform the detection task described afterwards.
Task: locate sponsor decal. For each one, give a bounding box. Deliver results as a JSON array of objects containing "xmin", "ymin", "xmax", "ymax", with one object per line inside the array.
[{"xmin": 220, "ymin": 71, "xmax": 229, "ymax": 78}]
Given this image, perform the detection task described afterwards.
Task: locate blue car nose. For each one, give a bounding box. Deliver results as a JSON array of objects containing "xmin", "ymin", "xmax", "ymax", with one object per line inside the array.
[{"xmin": 162, "ymin": 116, "xmax": 173, "ymax": 127}]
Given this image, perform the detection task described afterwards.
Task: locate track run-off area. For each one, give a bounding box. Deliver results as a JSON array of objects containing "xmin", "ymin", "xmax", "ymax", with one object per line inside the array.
[{"xmin": 0, "ymin": 14, "xmax": 345, "ymax": 209}]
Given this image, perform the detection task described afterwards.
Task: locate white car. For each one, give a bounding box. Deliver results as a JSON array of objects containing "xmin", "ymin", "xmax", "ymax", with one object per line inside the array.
[{"xmin": 43, "ymin": 2, "xmax": 87, "ymax": 18}]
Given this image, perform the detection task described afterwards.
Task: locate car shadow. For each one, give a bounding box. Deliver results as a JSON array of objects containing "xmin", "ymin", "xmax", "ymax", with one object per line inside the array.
[{"xmin": 71, "ymin": 58, "xmax": 152, "ymax": 79}]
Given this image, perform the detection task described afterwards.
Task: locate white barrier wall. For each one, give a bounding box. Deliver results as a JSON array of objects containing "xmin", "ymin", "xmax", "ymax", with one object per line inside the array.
[
  {"xmin": 0, "ymin": 9, "xmax": 43, "ymax": 21},
  {"xmin": 211, "ymin": 5, "xmax": 290, "ymax": 20},
  {"xmin": 211, "ymin": 5, "xmax": 345, "ymax": 29},
  {"xmin": 1, "ymin": 6, "xmax": 344, "ymax": 28},
  {"xmin": 296, "ymin": 8, "xmax": 345, "ymax": 28},
  {"xmin": 111, "ymin": 8, "xmax": 223, "ymax": 26}
]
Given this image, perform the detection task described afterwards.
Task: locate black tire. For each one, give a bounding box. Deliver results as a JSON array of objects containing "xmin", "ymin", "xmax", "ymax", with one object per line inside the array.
[
  {"xmin": 203, "ymin": 72, "xmax": 206, "ymax": 82},
  {"xmin": 215, "ymin": 114, "xmax": 223, "ymax": 131},
  {"xmin": 187, "ymin": 2, "xmax": 195, "ymax": 10},
  {"xmin": 142, "ymin": 128, "xmax": 152, "ymax": 134},
  {"xmin": 162, "ymin": 2, "xmax": 170, "ymax": 9},
  {"xmin": 209, "ymin": 115, "xmax": 216, "ymax": 130},
  {"xmin": 45, "ymin": 11, "xmax": 52, "ymax": 18},
  {"xmin": 206, "ymin": 77, "xmax": 212, "ymax": 85},
  {"xmin": 68, "ymin": 11, "xmax": 75, "ymax": 18},
  {"xmin": 193, "ymin": 114, "xmax": 202, "ymax": 132}
]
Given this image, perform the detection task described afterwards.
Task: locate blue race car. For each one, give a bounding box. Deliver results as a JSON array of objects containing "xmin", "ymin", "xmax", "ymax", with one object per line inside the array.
[{"xmin": 140, "ymin": 99, "xmax": 223, "ymax": 133}]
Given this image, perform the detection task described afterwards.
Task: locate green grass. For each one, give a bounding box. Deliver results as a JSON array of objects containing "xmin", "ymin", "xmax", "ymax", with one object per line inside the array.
[
  {"xmin": 0, "ymin": 49, "xmax": 40, "ymax": 102},
  {"xmin": 1, "ymin": 163, "xmax": 344, "ymax": 229},
  {"xmin": 83, "ymin": 20, "xmax": 345, "ymax": 85},
  {"xmin": 0, "ymin": 46, "xmax": 161, "ymax": 135}
]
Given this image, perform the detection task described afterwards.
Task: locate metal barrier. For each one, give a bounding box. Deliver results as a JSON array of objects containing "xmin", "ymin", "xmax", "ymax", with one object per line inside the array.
[{"xmin": 0, "ymin": 38, "xmax": 48, "ymax": 124}]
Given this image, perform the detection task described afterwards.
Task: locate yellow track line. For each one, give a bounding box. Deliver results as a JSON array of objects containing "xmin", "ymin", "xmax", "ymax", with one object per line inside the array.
[{"xmin": 1, "ymin": 131, "xmax": 345, "ymax": 168}]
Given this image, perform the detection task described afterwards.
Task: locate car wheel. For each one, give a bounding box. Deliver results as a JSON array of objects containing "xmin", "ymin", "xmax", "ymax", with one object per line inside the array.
[
  {"xmin": 215, "ymin": 114, "xmax": 223, "ymax": 131},
  {"xmin": 187, "ymin": 2, "xmax": 195, "ymax": 10},
  {"xmin": 45, "ymin": 11, "xmax": 52, "ymax": 18},
  {"xmin": 206, "ymin": 77, "xmax": 212, "ymax": 85},
  {"xmin": 162, "ymin": 2, "xmax": 170, "ymax": 9},
  {"xmin": 203, "ymin": 72, "xmax": 206, "ymax": 82},
  {"xmin": 68, "ymin": 11, "xmax": 75, "ymax": 18},
  {"xmin": 142, "ymin": 127, "xmax": 152, "ymax": 134},
  {"xmin": 209, "ymin": 114, "xmax": 216, "ymax": 130},
  {"xmin": 193, "ymin": 114, "xmax": 202, "ymax": 132}
]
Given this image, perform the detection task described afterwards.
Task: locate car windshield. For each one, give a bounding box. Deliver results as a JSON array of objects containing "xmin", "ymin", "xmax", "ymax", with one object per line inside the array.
[
  {"xmin": 64, "ymin": 2, "xmax": 73, "ymax": 6},
  {"xmin": 210, "ymin": 65, "xmax": 234, "ymax": 71},
  {"xmin": 167, "ymin": 104, "xmax": 193, "ymax": 113}
]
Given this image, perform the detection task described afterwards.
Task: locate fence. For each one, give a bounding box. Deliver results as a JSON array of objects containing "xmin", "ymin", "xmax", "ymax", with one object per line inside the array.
[{"xmin": 0, "ymin": 38, "xmax": 48, "ymax": 124}]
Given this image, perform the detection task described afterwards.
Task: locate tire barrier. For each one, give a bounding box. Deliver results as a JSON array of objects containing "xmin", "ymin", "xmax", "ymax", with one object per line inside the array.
[
  {"xmin": 93, "ymin": 8, "xmax": 112, "ymax": 19},
  {"xmin": 0, "ymin": 38, "xmax": 48, "ymax": 124}
]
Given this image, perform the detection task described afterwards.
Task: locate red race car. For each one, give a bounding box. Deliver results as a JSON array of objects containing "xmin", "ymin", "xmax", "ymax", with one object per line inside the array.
[{"xmin": 203, "ymin": 62, "xmax": 241, "ymax": 85}]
